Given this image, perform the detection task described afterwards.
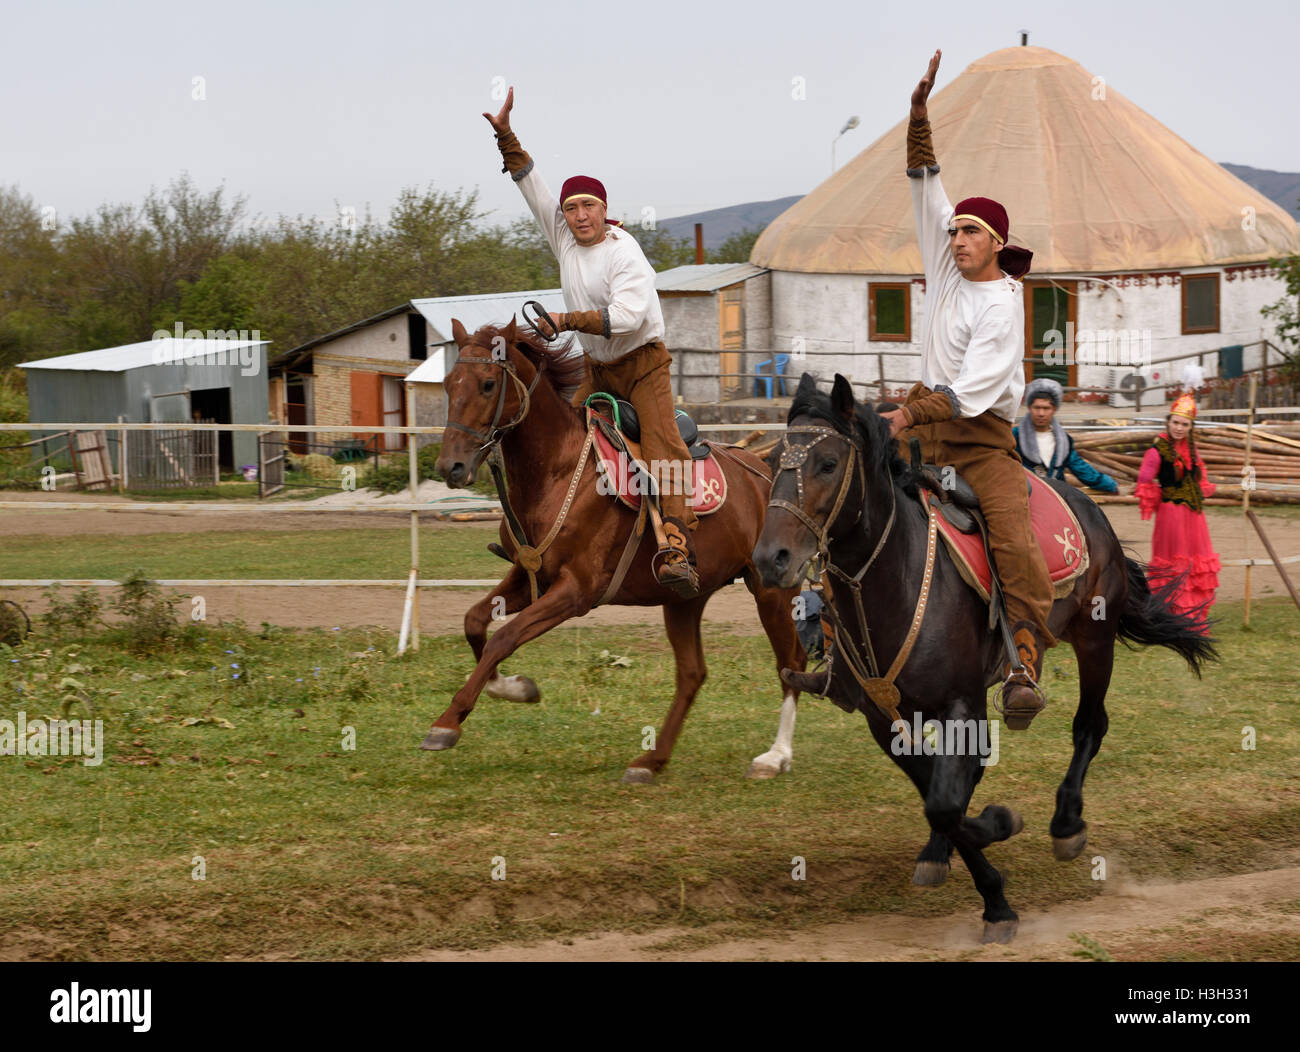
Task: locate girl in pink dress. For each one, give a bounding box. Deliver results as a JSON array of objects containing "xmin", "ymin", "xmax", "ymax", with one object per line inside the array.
[{"xmin": 1135, "ymin": 394, "xmax": 1220, "ymax": 630}]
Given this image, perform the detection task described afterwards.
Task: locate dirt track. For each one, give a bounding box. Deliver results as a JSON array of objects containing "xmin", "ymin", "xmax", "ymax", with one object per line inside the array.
[
  {"xmin": 402, "ymin": 857, "xmax": 1300, "ymax": 961},
  {"xmin": 2, "ymin": 492, "xmax": 1297, "ymax": 633}
]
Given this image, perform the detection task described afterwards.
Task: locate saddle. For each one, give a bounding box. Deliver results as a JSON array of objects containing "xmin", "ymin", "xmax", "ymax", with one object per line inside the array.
[
  {"xmin": 586, "ymin": 394, "xmax": 728, "ymax": 516},
  {"xmin": 911, "ymin": 447, "xmax": 1089, "ymax": 605}
]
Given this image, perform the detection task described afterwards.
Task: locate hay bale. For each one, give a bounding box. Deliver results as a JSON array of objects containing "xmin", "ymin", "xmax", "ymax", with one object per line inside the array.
[{"xmin": 288, "ymin": 452, "xmax": 342, "ymax": 479}]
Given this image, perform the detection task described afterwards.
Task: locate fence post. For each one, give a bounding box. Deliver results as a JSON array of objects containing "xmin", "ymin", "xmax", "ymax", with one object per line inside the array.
[{"xmin": 1243, "ymin": 374, "xmax": 1258, "ymax": 626}]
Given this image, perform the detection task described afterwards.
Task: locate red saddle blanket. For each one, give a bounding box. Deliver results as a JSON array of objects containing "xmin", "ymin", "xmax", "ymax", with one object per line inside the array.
[
  {"xmin": 590, "ymin": 412, "xmax": 727, "ymax": 516},
  {"xmin": 924, "ymin": 469, "xmax": 1089, "ymax": 602}
]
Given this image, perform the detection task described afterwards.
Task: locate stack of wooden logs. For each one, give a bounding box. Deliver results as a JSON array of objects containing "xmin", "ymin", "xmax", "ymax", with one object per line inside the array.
[
  {"xmin": 1070, "ymin": 424, "xmax": 1300, "ymax": 504},
  {"xmin": 737, "ymin": 425, "xmax": 1300, "ymax": 505}
]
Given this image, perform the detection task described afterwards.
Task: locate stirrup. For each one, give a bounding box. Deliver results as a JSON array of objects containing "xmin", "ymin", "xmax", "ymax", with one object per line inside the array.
[
  {"xmin": 652, "ymin": 548, "xmax": 700, "ymax": 597},
  {"xmin": 995, "ymin": 666, "xmax": 1047, "ymax": 728}
]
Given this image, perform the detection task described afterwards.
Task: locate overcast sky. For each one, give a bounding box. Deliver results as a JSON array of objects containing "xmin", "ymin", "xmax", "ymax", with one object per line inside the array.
[{"xmin": 5, "ymin": 0, "xmax": 1297, "ymax": 231}]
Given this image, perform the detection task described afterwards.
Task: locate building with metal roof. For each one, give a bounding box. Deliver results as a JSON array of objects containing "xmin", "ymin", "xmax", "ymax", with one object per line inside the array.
[
  {"xmin": 268, "ymin": 291, "xmax": 576, "ymax": 455},
  {"xmin": 19, "ymin": 337, "xmax": 271, "ymax": 479}
]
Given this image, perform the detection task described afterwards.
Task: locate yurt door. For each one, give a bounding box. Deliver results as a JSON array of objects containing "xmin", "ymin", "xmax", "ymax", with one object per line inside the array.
[{"xmin": 1023, "ymin": 281, "xmax": 1077, "ymax": 390}]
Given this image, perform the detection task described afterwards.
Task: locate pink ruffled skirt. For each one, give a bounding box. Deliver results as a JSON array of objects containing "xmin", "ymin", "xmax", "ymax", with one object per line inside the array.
[{"xmin": 1147, "ymin": 501, "xmax": 1220, "ymax": 630}]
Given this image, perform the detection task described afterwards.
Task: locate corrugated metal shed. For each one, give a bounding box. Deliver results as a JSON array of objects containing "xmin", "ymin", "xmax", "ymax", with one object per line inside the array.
[
  {"xmin": 20, "ymin": 337, "xmax": 268, "ymax": 373},
  {"xmin": 19, "ymin": 339, "xmax": 271, "ymax": 472},
  {"xmin": 654, "ymin": 263, "xmax": 767, "ymax": 293}
]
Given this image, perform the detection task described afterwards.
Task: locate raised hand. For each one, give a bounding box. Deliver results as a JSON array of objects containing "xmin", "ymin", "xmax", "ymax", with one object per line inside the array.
[
  {"xmin": 911, "ymin": 50, "xmax": 941, "ymax": 119},
  {"xmin": 483, "ymin": 86, "xmax": 514, "ymax": 134}
]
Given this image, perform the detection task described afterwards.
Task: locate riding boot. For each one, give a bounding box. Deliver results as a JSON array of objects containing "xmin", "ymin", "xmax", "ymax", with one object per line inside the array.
[
  {"xmin": 781, "ymin": 666, "xmax": 831, "ymax": 696},
  {"xmin": 1000, "ymin": 620, "xmax": 1048, "ymax": 730},
  {"xmin": 654, "ymin": 515, "xmax": 700, "ymax": 598}
]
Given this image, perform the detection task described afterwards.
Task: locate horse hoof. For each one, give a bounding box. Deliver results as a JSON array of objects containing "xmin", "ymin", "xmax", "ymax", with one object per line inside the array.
[
  {"xmin": 912, "ymin": 861, "xmax": 949, "ymax": 886},
  {"xmin": 981, "ymin": 919, "xmax": 1019, "ymax": 944},
  {"xmin": 484, "ymin": 674, "xmax": 542, "ymax": 704},
  {"xmin": 621, "ymin": 767, "xmax": 655, "ymax": 784},
  {"xmin": 1008, "ymin": 809, "xmax": 1025, "ymax": 837},
  {"xmin": 419, "ymin": 727, "xmax": 461, "ymax": 751},
  {"xmin": 746, "ymin": 752, "xmax": 791, "ymax": 780},
  {"xmin": 1052, "ymin": 826, "xmax": 1088, "ymax": 861}
]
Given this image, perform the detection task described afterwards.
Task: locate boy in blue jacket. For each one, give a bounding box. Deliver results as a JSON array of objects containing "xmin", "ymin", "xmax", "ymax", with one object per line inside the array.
[{"xmin": 1013, "ymin": 378, "xmax": 1118, "ymax": 494}]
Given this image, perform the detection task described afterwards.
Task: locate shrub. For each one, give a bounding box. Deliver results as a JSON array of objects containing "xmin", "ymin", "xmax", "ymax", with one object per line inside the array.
[
  {"xmin": 42, "ymin": 585, "xmax": 106, "ymax": 638},
  {"xmin": 112, "ymin": 570, "xmax": 180, "ymax": 652}
]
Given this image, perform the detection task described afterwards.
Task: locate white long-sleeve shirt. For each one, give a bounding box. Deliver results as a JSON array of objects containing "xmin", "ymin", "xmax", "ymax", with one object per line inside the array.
[
  {"xmin": 911, "ymin": 170, "xmax": 1026, "ymax": 423},
  {"xmin": 515, "ymin": 163, "xmax": 665, "ymax": 363}
]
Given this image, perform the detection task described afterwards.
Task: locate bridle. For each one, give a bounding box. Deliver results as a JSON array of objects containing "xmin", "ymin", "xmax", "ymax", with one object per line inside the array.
[
  {"xmin": 768, "ymin": 423, "xmax": 881, "ymax": 583},
  {"xmin": 444, "ymin": 344, "xmax": 547, "ymax": 477},
  {"xmin": 442, "ymin": 336, "xmax": 596, "ymax": 605},
  {"xmin": 767, "ymin": 418, "xmax": 934, "ymax": 740}
]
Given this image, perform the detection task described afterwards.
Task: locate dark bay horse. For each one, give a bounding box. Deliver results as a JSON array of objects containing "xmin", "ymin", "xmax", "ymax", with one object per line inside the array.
[
  {"xmin": 752, "ymin": 374, "xmax": 1217, "ymax": 942},
  {"xmin": 422, "ymin": 318, "xmax": 806, "ymax": 782}
]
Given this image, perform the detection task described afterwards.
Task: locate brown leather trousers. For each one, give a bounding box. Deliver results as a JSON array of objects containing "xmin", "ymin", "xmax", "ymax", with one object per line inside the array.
[
  {"xmin": 899, "ymin": 383, "xmax": 1055, "ymax": 645},
  {"xmin": 570, "ymin": 341, "xmax": 699, "ymax": 532}
]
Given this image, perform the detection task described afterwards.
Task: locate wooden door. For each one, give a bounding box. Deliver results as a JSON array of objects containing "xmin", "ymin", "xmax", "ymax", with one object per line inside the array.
[
  {"xmin": 718, "ymin": 286, "xmax": 744, "ymax": 398},
  {"xmin": 1023, "ymin": 280, "xmax": 1077, "ymax": 389},
  {"xmin": 350, "ymin": 371, "xmax": 384, "ymax": 446}
]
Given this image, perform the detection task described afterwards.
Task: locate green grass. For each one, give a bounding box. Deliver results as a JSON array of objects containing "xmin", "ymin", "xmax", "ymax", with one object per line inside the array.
[
  {"xmin": 0, "ymin": 596, "xmax": 1296, "ymax": 961},
  {"xmin": 0, "ymin": 526, "xmax": 504, "ymax": 581}
]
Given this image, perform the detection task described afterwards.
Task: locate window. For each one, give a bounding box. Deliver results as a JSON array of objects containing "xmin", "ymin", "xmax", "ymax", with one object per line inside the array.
[
  {"xmin": 869, "ymin": 283, "xmax": 910, "ymax": 342},
  {"xmin": 1182, "ymin": 273, "xmax": 1220, "ymax": 334}
]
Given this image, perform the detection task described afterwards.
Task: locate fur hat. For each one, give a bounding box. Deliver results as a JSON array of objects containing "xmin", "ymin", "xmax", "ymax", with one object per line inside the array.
[{"xmin": 1024, "ymin": 377, "xmax": 1063, "ymax": 409}]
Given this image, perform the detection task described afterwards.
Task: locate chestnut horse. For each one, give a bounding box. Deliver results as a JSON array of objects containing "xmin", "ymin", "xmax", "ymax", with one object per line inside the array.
[
  {"xmin": 752, "ymin": 374, "xmax": 1217, "ymax": 942},
  {"xmin": 421, "ymin": 318, "xmax": 806, "ymax": 783}
]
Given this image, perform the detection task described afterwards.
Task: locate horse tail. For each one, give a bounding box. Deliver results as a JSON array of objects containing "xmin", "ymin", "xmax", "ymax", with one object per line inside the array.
[{"xmin": 1116, "ymin": 556, "xmax": 1218, "ymax": 677}]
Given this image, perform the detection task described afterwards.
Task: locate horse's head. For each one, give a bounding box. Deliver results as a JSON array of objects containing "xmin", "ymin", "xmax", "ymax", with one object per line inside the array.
[
  {"xmin": 753, "ymin": 373, "xmax": 874, "ymax": 589},
  {"xmin": 436, "ymin": 317, "xmax": 536, "ymax": 487}
]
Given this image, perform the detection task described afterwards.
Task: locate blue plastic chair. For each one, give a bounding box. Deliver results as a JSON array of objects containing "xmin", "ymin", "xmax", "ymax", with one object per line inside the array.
[{"xmin": 753, "ymin": 354, "xmax": 791, "ymax": 399}]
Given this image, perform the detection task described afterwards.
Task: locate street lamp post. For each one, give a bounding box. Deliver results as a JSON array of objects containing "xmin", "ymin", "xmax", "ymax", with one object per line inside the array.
[{"xmin": 831, "ymin": 115, "xmax": 861, "ymax": 173}]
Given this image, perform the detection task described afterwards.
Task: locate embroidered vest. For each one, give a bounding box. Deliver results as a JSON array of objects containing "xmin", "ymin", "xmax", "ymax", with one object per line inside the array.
[{"xmin": 1153, "ymin": 435, "xmax": 1204, "ymax": 513}]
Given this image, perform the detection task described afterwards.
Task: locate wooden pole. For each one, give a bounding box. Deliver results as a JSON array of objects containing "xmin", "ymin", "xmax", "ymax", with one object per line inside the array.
[
  {"xmin": 404, "ymin": 382, "xmax": 420, "ymax": 652},
  {"xmin": 1246, "ymin": 510, "xmax": 1300, "ymax": 614},
  {"xmin": 1241, "ymin": 376, "xmax": 1257, "ymax": 625},
  {"xmin": 117, "ymin": 419, "xmax": 127, "ymax": 494}
]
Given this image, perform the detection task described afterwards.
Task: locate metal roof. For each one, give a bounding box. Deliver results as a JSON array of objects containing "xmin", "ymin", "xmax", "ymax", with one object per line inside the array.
[
  {"xmin": 19, "ymin": 337, "xmax": 269, "ymax": 373},
  {"xmin": 410, "ymin": 289, "xmax": 572, "ymax": 346},
  {"xmin": 654, "ymin": 263, "xmax": 766, "ymax": 293}
]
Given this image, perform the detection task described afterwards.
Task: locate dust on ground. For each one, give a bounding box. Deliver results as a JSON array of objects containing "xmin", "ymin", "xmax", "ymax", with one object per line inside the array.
[{"xmin": 400, "ymin": 858, "xmax": 1300, "ymax": 962}]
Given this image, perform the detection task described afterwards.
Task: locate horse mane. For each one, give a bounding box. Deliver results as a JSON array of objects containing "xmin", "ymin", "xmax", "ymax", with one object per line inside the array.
[
  {"xmin": 472, "ymin": 323, "xmax": 587, "ymax": 404},
  {"xmin": 783, "ymin": 381, "xmax": 918, "ymax": 497}
]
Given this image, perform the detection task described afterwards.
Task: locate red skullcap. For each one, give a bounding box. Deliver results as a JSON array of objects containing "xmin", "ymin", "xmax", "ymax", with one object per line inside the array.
[
  {"xmin": 560, "ymin": 175, "xmax": 622, "ymax": 227},
  {"xmin": 952, "ymin": 196, "xmax": 1032, "ymax": 279}
]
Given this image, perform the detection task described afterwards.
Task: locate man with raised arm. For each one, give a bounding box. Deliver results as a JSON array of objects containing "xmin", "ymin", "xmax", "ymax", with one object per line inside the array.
[
  {"xmin": 878, "ymin": 50, "xmax": 1055, "ymax": 730},
  {"xmin": 484, "ymin": 87, "xmax": 700, "ymax": 598}
]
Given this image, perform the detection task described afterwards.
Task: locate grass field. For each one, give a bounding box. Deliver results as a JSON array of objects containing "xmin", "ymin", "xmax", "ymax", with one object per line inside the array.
[
  {"xmin": 1, "ymin": 592, "xmax": 1297, "ymax": 961},
  {"xmin": 0, "ymin": 526, "xmax": 504, "ymax": 582}
]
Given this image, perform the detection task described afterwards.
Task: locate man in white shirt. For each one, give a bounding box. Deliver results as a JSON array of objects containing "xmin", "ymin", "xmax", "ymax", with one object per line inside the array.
[
  {"xmin": 879, "ymin": 50, "xmax": 1055, "ymax": 730},
  {"xmin": 485, "ymin": 88, "xmax": 700, "ymax": 598}
]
